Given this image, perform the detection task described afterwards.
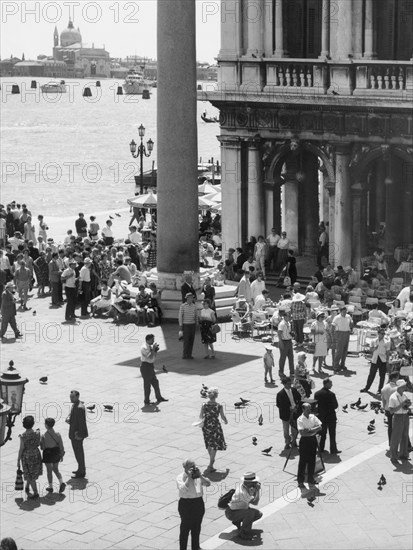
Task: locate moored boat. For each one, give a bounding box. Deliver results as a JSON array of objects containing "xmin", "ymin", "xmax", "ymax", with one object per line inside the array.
[{"xmin": 40, "ymin": 80, "xmax": 67, "ymax": 93}]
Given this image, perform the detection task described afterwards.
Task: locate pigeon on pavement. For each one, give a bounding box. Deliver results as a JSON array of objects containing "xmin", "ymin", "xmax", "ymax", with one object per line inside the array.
[
  {"xmin": 86, "ymin": 405, "xmax": 96, "ymax": 411},
  {"xmin": 162, "ymin": 365, "xmax": 168, "ymax": 373},
  {"xmin": 258, "ymin": 414, "xmax": 263, "ymax": 426},
  {"xmin": 261, "ymin": 446, "xmax": 272, "ymax": 454},
  {"xmin": 39, "ymin": 376, "xmax": 48, "ymax": 384}
]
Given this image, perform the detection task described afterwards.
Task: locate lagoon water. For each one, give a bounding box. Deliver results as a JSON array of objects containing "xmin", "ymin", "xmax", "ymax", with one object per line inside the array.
[{"xmin": 1, "ymin": 77, "xmax": 220, "ymax": 230}]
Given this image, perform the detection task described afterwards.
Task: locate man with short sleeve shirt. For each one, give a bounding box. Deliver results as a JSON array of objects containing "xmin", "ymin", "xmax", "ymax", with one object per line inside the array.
[
  {"xmin": 277, "ymin": 311, "xmax": 295, "ymax": 377},
  {"xmin": 140, "ymin": 334, "xmax": 168, "ymax": 405},
  {"xmin": 332, "ymin": 306, "xmax": 353, "ymax": 372},
  {"xmin": 176, "ymin": 458, "xmax": 210, "ymax": 550},
  {"xmin": 225, "ymin": 472, "xmax": 262, "ymax": 541},
  {"xmin": 78, "ymin": 257, "xmax": 92, "ymax": 317},
  {"xmin": 388, "ymin": 382, "xmax": 411, "ymax": 461},
  {"xmin": 360, "ymin": 328, "xmax": 390, "ymax": 394},
  {"xmin": 381, "ymin": 371, "xmax": 400, "ymax": 445},
  {"xmin": 297, "ymin": 403, "xmax": 322, "ymax": 488},
  {"xmin": 61, "ymin": 259, "xmax": 78, "ymax": 321}
]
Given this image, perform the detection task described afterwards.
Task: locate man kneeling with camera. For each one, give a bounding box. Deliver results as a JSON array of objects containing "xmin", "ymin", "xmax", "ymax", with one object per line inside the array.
[
  {"xmin": 225, "ymin": 472, "xmax": 263, "ymax": 540},
  {"xmin": 176, "ymin": 458, "xmax": 211, "ymax": 550}
]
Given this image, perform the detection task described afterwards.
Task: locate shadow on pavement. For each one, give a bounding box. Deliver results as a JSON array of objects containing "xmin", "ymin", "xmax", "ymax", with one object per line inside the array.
[{"xmin": 67, "ymin": 477, "xmax": 88, "ymax": 490}]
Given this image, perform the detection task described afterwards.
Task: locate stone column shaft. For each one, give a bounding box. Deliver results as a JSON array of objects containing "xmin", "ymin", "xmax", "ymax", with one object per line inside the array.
[
  {"xmin": 319, "ymin": 0, "xmax": 330, "ymax": 58},
  {"xmin": 334, "ymin": 147, "xmax": 352, "ymax": 267},
  {"xmin": 335, "ymin": 0, "xmax": 353, "ymax": 59},
  {"xmin": 157, "ymin": 0, "xmax": 199, "ymax": 284},
  {"xmin": 247, "ymin": 142, "xmax": 265, "ymax": 238},
  {"xmin": 246, "ymin": 0, "xmax": 264, "ymax": 56},
  {"xmin": 221, "ymin": 138, "xmax": 242, "ymax": 253},
  {"xmin": 284, "ymin": 179, "xmax": 299, "ymax": 250},
  {"xmin": 353, "ymin": 0, "xmax": 363, "ymax": 59},
  {"xmin": 219, "ymin": 0, "xmax": 241, "ymax": 59},
  {"xmin": 265, "ymin": 186, "xmax": 274, "ymax": 233},
  {"xmin": 364, "ymin": 0, "xmax": 376, "ymax": 59},
  {"xmin": 273, "ymin": 0, "xmax": 285, "ymax": 57}
]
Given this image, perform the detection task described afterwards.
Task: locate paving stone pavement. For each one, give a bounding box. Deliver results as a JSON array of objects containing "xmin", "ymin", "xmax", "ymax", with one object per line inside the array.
[{"xmin": 0, "ymin": 292, "xmax": 412, "ymax": 550}]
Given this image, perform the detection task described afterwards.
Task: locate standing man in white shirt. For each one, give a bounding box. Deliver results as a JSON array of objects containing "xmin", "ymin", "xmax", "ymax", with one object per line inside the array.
[
  {"xmin": 176, "ymin": 458, "xmax": 210, "ymax": 550},
  {"xmin": 381, "ymin": 371, "xmax": 400, "ymax": 445},
  {"xmin": 128, "ymin": 225, "xmax": 142, "ymax": 245},
  {"xmin": 277, "ymin": 311, "xmax": 295, "ymax": 377},
  {"xmin": 78, "ymin": 257, "xmax": 92, "ymax": 318},
  {"xmin": 267, "ymin": 228, "xmax": 280, "ymax": 272},
  {"xmin": 360, "ymin": 328, "xmax": 390, "ymax": 394},
  {"xmin": 101, "ymin": 220, "xmax": 114, "ymax": 246},
  {"xmin": 61, "ymin": 259, "xmax": 78, "ymax": 322},
  {"xmin": 388, "ymin": 381, "xmax": 411, "ymax": 462},
  {"xmin": 332, "ymin": 306, "xmax": 353, "ymax": 373},
  {"xmin": 225, "ymin": 472, "xmax": 262, "ymax": 541},
  {"xmin": 140, "ymin": 334, "xmax": 168, "ymax": 405},
  {"xmin": 297, "ymin": 402, "xmax": 322, "ymax": 488}
]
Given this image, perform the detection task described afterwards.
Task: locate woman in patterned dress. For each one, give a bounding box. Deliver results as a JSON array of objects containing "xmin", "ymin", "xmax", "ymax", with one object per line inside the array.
[
  {"xmin": 199, "ymin": 387, "xmax": 227, "ymax": 472},
  {"xmin": 16, "ymin": 415, "xmax": 43, "ymax": 499},
  {"xmin": 199, "ymin": 299, "xmax": 217, "ymax": 359}
]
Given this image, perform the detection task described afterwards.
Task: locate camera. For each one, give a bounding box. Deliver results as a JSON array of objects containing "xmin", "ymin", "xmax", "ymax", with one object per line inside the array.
[{"xmin": 190, "ymin": 467, "xmax": 200, "ymax": 479}]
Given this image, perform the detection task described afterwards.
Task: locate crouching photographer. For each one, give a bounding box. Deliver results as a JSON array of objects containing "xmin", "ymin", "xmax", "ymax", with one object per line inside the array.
[
  {"xmin": 176, "ymin": 458, "xmax": 211, "ymax": 550},
  {"xmin": 225, "ymin": 472, "xmax": 263, "ymax": 541}
]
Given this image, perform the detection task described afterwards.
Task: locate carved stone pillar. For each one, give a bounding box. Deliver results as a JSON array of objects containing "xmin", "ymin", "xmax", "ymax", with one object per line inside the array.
[
  {"xmin": 246, "ymin": 0, "xmax": 264, "ymax": 56},
  {"xmin": 218, "ymin": 0, "xmax": 242, "ymax": 59},
  {"xmin": 335, "ymin": 0, "xmax": 353, "ymax": 60},
  {"xmin": 384, "ymin": 176, "xmax": 399, "ymax": 255},
  {"xmin": 284, "ymin": 174, "xmax": 299, "ymax": 251},
  {"xmin": 219, "ymin": 137, "xmax": 243, "ymax": 253},
  {"xmin": 157, "ymin": 0, "xmax": 199, "ymax": 291},
  {"xmin": 265, "ymin": 185, "xmax": 274, "ymax": 233},
  {"xmin": 325, "ymin": 181, "xmax": 336, "ymax": 266},
  {"xmin": 353, "ymin": 0, "xmax": 363, "ymax": 59},
  {"xmin": 351, "ymin": 183, "xmax": 367, "ymax": 273},
  {"xmin": 364, "ymin": 0, "xmax": 377, "ymax": 59},
  {"xmin": 334, "ymin": 145, "xmax": 352, "ymax": 267},
  {"xmin": 247, "ymin": 139, "xmax": 265, "ymax": 238},
  {"xmin": 273, "ymin": 0, "xmax": 286, "ymax": 58},
  {"xmin": 319, "ymin": 0, "xmax": 330, "ymax": 59}
]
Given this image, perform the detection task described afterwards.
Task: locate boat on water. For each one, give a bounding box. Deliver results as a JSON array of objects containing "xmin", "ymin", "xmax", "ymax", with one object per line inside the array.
[
  {"xmin": 201, "ymin": 111, "xmax": 219, "ymax": 123},
  {"xmin": 41, "ymin": 80, "xmax": 67, "ymax": 93},
  {"xmin": 122, "ymin": 70, "xmax": 150, "ymax": 95}
]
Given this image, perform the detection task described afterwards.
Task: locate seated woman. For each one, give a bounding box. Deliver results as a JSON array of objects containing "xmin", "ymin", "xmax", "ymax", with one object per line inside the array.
[
  {"xmin": 91, "ymin": 280, "xmax": 112, "ymax": 317},
  {"xmin": 135, "ymin": 284, "xmax": 151, "ymax": 325},
  {"xmin": 231, "ymin": 296, "xmax": 252, "ymax": 333},
  {"xmin": 149, "ymin": 282, "xmax": 163, "ymax": 324},
  {"xmin": 293, "ymin": 351, "xmax": 313, "ymax": 399}
]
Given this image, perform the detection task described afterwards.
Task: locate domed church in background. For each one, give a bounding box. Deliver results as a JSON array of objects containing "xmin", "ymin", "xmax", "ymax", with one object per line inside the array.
[{"xmin": 52, "ymin": 20, "xmax": 110, "ymax": 78}]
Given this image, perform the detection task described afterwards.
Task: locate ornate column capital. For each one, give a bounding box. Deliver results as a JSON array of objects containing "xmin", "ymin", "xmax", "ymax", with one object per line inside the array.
[{"xmin": 217, "ymin": 135, "xmax": 242, "ymax": 149}]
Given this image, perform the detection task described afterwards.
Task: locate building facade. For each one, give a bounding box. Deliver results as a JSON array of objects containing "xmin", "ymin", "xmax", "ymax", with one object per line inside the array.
[
  {"xmin": 202, "ymin": 0, "xmax": 413, "ymax": 271},
  {"xmin": 52, "ymin": 20, "xmax": 111, "ymax": 78}
]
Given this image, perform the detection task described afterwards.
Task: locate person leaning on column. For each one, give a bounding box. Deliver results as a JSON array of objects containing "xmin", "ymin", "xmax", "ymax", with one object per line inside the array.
[{"xmin": 176, "ymin": 458, "xmax": 210, "ymax": 550}]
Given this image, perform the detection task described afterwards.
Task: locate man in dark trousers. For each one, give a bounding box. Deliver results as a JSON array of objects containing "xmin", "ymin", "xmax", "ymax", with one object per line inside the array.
[
  {"xmin": 48, "ymin": 252, "xmax": 62, "ymax": 307},
  {"xmin": 66, "ymin": 390, "xmax": 88, "ymax": 478},
  {"xmin": 176, "ymin": 458, "xmax": 210, "ymax": 550},
  {"xmin": 276, "ymin": 377, "xmax": 302, "ymax": 450},
  {"xmin": 178, "ymin": 293, "xmax": 198, "ymax": 359},
  {"xmin": 140, "ymin": 334, "xmax": 168, "ymax": 405},
  {"xmin": 0, "ymin": 282, "xmax": 23, "ymax": 341},
  {"xmin": 314, "ymin": 378, "xmax": 341, "ymax": 455},
  {"xmin": 297, "ymin": 402, "xmax": 322, "ymax": 488}
]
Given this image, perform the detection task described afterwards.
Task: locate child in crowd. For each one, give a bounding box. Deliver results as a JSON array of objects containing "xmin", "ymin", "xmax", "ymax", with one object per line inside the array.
[{"xmin": 263, "ymin": 346, "xmax": 275, "ymax": 384}]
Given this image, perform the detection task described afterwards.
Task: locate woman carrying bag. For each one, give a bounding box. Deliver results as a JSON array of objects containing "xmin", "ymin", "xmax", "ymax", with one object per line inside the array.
[{"xmin": 40, "ymin": 418, "xmax": 66, "ymax": 494}]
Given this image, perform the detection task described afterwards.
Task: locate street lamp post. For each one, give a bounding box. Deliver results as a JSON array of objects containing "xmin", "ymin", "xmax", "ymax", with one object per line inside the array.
[
  {"xmin": 0, "ymin": 361, "xmax": 29, "ymax": 446},
  {"xmin": 129, "ymin": 124, "xmax": 154, "ymax": 194}
]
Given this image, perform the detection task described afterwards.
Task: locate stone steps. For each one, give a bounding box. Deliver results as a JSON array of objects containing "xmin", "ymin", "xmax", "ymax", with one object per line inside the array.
[{"xmin": 161, "ymin": 283, "xmax": 238, "ymax": 321}]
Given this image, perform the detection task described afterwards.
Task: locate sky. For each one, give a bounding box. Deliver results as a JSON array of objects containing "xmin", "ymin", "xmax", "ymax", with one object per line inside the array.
[{"xmin": 0, "ymin": 0, "xmax": 221, "ymax": 64}]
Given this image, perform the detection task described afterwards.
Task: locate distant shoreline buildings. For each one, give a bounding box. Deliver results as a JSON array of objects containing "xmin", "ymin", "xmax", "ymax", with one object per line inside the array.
[{"xmin": 0, "ymin": 20, "xmax": 218, "ymax": 81}]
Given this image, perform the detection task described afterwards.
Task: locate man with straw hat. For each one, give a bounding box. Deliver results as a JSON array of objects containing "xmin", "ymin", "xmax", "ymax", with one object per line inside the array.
[{"xmin": 225, "ymin": 472, "xmax": 263, "ymax": 540}]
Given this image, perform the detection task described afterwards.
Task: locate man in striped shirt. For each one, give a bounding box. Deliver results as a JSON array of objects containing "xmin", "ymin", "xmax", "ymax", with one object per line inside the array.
[{"xmin": 179, "ymin": 293, "xmax": 198, "ymax": 359}]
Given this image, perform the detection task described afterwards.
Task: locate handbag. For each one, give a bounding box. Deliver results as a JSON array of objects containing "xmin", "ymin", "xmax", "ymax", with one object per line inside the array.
[
  {"xmin": 15, "ymin": 469, "xmax": 24, "ymax": 491},
  {"xmin": 192, "ymin": 419, "xmax": 205, "ymax": 428},
  {"xmin": 211, "ymin": 324, "xmax": 221, "ymax": 335}
]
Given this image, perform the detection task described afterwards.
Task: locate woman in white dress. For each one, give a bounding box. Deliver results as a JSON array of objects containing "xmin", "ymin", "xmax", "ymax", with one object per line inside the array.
[{"xmin": 311, "ymin": 311, "xmax": 328, "ymax": 373}]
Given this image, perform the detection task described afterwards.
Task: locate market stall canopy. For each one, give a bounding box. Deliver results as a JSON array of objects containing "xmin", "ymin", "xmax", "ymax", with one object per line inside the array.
[{"xmin": 127, "ymin": 192, "xmax": 157, "ymax": 208}]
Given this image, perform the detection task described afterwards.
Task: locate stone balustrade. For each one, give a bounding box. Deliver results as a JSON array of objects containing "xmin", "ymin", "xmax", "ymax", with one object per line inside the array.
[{"xmin": 214, "ymin": 58, "xmax": 413, "ymax": 100}]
